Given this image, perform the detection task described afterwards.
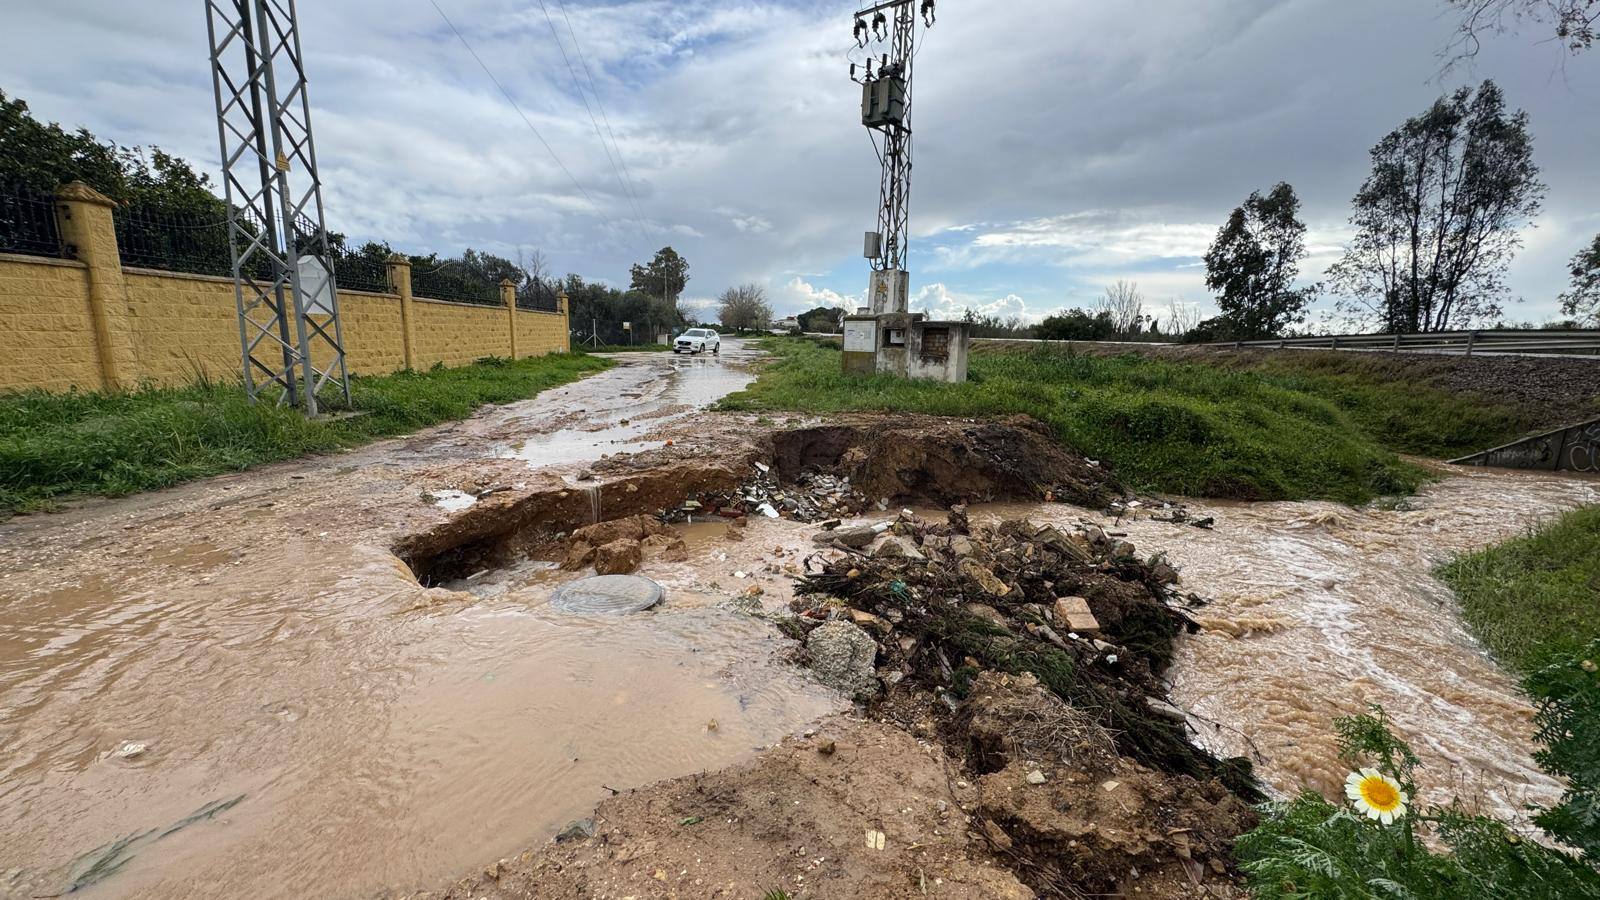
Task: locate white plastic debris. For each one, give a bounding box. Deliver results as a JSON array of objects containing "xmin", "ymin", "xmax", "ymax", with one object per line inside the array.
[{"xmin": 757, "ymin": 502, "xmax": 780, "ymax": 518}]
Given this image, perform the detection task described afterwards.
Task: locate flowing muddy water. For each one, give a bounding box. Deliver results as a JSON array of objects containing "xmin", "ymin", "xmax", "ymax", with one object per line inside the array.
[
  {"xmin": 0, "ymin": 342, "xmax": 847, "ymax": 899},
  {"xmin": 970, "ymin": 465, "xmax": 1600, "ymax": 819}
]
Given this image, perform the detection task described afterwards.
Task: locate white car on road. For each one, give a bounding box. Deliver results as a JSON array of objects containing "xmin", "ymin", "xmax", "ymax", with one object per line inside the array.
[{"xmin": 674, "ymin": 328, "xmax": 721, "ymax": 355}]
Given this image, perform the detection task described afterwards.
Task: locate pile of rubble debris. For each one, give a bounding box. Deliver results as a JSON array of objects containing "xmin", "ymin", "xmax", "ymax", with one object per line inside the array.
[
  {"xmin": 775, "ymin": 506, "xmax": 1261, "ymax": 894},
  {"xmin": 665, "ymin": 461, "xmax": 870, "ymax": 524},
  {"xmin": 789, "ymin": 505, "xmax": 1258, "ymax": 789}
]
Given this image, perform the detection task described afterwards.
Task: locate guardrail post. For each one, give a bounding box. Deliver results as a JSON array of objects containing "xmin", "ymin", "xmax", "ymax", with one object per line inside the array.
[
  {"xmin": 386, "ymin": 254, "xmax": 415, "ymax": 370},
  {"xmin": 54, "ymin": 181, "xmax": 138, "ymax": 390},
  {"xmin": 1465, "ymin": 330, "xmax": 1477, "ymax": 356},
  {"xmin": 502, "ymin": 278, "xmax": 519, "ymax": 360},
  {"xmin": 1329, "ymin": 335, "xmax": 1338, "ymax": 349}
]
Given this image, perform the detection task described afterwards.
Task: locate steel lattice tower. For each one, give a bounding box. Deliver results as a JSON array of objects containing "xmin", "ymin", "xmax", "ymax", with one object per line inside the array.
[
  {"xmin": 206, "ymin": 0, "xmax": 349, "ymax": 415},
  {"xmin": 853, "ymin": 0, "xmax": 932, "ymax": 276}
]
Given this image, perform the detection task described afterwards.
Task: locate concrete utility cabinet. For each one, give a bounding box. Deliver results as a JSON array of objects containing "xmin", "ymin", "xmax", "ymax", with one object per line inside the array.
[{"xmin": 842, "ymin": 307, "xmax": 970, "ymax": 384}]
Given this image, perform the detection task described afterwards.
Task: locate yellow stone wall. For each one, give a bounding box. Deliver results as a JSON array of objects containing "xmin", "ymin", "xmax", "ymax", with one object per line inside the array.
[
  {"xmin": 517, "ymin": 307, "xmax": 571, "ymax": 356},
  {"xmin": 411, "ymin": 297, "xmax": 513, "ymax": 369},
  {"xmin": 0, "ymin": 253, "xmax": 571, "ymax": 393},
  {"xmin": 0, "ymin": 255, "xmax": 100, "ymax": 392}
]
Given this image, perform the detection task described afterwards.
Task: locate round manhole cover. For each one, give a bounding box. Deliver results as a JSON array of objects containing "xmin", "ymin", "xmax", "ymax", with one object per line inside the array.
[{"xmin": 549, "ymin": 575, "xmax": 665, "ymax": 615}]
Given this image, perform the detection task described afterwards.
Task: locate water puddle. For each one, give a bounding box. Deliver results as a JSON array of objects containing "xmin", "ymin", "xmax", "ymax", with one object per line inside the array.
[{"xmin": 494, "ymin": 355, "xmax": 753, "ymax": 467}]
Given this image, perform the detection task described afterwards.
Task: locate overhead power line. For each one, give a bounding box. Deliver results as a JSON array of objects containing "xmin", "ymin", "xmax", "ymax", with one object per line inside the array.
[
  {"xmin": 427, "ymin": 0, "xmax": 599, "ymax": 212},
  {"xmin": 534, "ymin": 0, "xmax": 649, "ymax": 251},
  {"xmin": 556, "ymin": 0, "xmax": 647, "ymax": 236}
]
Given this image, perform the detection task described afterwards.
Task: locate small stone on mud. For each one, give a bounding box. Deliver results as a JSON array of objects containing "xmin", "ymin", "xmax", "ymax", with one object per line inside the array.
[
  {"xmin": 818, "ymin": 739, "xmax": 836, "ymax": 755},
  {"xmin": 556, "ymin": 818, "xmax": 596, "ymax": 842},
  {"xmin": 1026, "ymin": 769, "xmax": 1047, "ymax": 785}
]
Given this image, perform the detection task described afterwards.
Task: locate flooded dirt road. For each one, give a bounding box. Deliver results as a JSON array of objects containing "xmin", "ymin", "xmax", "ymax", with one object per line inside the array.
[{"xmin": 0, "ymin": 342, "xmax": 843, "ymax": 900}]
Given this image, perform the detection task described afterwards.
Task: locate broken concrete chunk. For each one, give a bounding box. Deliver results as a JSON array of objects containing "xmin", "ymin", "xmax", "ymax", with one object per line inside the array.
[
  {"xmin": 871, "ymin": 535, "xmax": 925, "ymax": 560},
  {"xmin": 1053, "ymin": 596, "xmax": 1101, "ymax": 637},
  {"xmin": 805, "ymin": 620, "xmax": 880, "ymax": 700},
  {"xmin": 813, "ymin": 524, "xmax": 878, "ymax": 548},
  {"xmin": 848, "ymin": 608, "xmax": 891, "ymax": 636},
  {"xmin": 959, "ymin": 558, "xmax": 1010, "ymax": 597}
]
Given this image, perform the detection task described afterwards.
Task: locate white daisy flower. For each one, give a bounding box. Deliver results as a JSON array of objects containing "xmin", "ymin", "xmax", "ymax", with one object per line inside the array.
[{"xmin": 1345, "ymin": 767, "xmax": 1408, "ymax": 824}]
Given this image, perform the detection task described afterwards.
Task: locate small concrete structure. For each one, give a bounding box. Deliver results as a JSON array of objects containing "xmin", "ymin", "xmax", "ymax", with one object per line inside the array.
[{"xmin": 841, "ymin": 268, "xmax": 970, "ymax": 383}]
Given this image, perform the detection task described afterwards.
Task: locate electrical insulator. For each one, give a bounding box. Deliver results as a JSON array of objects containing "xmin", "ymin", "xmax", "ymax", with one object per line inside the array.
[
  {"xmin": 922, "ymin": 0, "xmax": 936, "ymax": 26},
  {"xmin": 865, "ymin": 58, "xmax": 873, "ymax": 78},
  {"xmin": 853, "ymin": 18, "xmax": 866, "ymax": 45},
  {"xmin": 850, "ymin": 62, "xmax": 858, "ymax": 82}
]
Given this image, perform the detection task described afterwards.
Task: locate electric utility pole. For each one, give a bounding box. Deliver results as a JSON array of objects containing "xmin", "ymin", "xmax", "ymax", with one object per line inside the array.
[
  {"xmin": 206, "ymin": 0, "xmax": 349, "ymax": 416},
  {"xmin": 851, "ymin": 0, "xmax": 935, "ymax": 314}
]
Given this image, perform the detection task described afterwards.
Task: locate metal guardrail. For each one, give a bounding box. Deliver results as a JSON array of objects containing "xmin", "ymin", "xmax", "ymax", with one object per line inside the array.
[{"xmin": 1213, "ymin": 330, "xmax": 1600, "ymax": 358}]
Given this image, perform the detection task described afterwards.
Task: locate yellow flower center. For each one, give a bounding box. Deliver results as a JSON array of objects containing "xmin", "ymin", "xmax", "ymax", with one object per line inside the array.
[{"xmin": 1360, "ymin": 776, "xmax": 1400, "ymax": 811}]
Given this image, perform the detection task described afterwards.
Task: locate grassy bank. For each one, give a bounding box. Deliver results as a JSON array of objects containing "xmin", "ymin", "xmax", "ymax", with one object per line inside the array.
[
  {"xmin": 1198, "ymin": 352, "xmax": 1537, "ymax": 459},
  {"xmin": 721, "ymin": 338, "xmax": 1426, "ymax": 504},
  {"xmin": 0, "ymin": 354, "xmax": 610, "ymax": 515},
  {"xmin": 1436, "ymin": 505, "xmax": 1600, "ymax": 675}
]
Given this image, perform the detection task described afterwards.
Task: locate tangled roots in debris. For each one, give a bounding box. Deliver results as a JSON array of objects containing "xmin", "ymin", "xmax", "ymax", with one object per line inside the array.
[{"xmin": 960, "ymin": 671, "xmax": 1117, "ymax": 775}]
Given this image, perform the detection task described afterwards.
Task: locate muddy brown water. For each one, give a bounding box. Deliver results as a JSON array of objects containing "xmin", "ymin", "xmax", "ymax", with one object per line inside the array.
[
  {"xmin": 963, "ymin": 465, "xmax": 1600, "ymax": 821},
  {"xmin": 0, "ymin": 342, "xmax": 843, "ymax": 900}
]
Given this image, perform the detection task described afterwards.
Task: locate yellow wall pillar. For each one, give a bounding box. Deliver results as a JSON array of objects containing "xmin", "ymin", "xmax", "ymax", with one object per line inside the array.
[
  {"xmin": 55, "ymin": 181, "xmax": 137, "ymax": 389},
  {"xmin": 502, "ymin": 278, "xmax": 518, "ymax": 360},
  {"xmin": 386, "ymin": 254, "xmax": 415, "ymax": 370},
  {"xmin": 556, "ymin": 289, "xmax": 571, "ymax": 352}
]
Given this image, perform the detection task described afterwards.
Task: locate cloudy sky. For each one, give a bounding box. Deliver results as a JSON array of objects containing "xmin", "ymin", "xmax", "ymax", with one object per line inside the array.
[{"xmin": 4, "ymin": 0, "xmax": 1597, "ymax": 326}]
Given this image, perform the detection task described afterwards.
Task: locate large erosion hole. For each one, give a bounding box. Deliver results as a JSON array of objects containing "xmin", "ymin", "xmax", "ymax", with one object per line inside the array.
[{"xmin": 396, "ymin": 415, "xmax": 1122, "ymax": 587}]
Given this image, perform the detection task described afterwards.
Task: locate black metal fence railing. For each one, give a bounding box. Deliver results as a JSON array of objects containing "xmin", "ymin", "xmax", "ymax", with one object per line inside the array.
[
  {"xmin": 516, "ymin": 278, "xmax": 560, "ymax": 312},
  {"xmin": 113, "ymin": 205, "xmax": 234, "ymax": 276},
  {"xmin": 411, "ymin": 265, "xmax": 500, "ymax": 306},
  {"xmin": 0, "ymin": 182, "xmax": 67, "ymax": 258},
  {"xmin": 332, "ymin": 250, "xmax": 391, "ymax": 294}
]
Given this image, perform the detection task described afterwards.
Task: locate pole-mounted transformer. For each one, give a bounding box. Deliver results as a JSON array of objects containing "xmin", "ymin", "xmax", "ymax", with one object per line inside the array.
[{"xmin": 851, "ymin": 0, "xmax": 932, "ymax": 316}]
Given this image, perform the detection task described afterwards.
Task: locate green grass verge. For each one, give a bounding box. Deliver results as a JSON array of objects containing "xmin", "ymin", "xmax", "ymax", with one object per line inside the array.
[
  {"xmin": 0, "ymin": 353, "xmax": 611, "ymax": 515},
  {"xmin": 1436, "ymin": 506, "xmax": 1600, "ymax": 675},
  {"xmin": 1221, "ymin": 353, "xmax": 1531, "ymax": 459},
  {"xmin": 720, "ymin": 338, "xmax": 1427, "ymax": 504}
]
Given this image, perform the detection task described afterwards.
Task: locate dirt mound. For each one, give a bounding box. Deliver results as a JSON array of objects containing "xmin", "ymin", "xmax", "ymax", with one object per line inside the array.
[
  {"xmin": 770, "ymin": 416, "xmax": 1121, "ymax": 509},
  {"xmin": 976, "ymin": 760, "xmax": 1255, "ymax": 898},
  {"xmin": 412, "ymin": 717, "xmax": 1034, "ymax": 900}
]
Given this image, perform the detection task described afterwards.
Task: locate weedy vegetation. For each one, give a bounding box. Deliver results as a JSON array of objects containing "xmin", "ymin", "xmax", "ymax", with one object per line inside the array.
[
  {"xmin": 722, "ymin": 338, "xmax": 1429, "ymax": 504},
  {"xmin": 0, "ymin": 353, "xmax": 610, "ymax": 515},
  {"xmin": 1437, "ymin": 505, "xmax": 1600, "ymax": 675}
]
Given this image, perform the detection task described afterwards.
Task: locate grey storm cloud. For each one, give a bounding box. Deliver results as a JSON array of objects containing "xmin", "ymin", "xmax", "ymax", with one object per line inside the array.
[{"xmin": 2, "ymin": 0, "xmax": 1596, "ymax": 321}]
